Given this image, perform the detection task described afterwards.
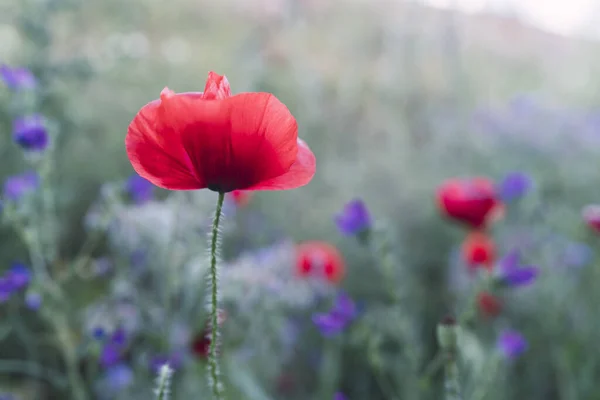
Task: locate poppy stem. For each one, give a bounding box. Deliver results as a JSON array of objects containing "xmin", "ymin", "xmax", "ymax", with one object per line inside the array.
[{"xmin": 208, "ymin": 191, "xmax": 225, "ymax": 399}]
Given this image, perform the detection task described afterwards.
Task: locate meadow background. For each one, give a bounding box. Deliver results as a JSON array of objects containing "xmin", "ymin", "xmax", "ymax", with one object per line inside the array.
[{"xmin": 1, "ymin": 0, "xmax": 600, "ymax": 399}]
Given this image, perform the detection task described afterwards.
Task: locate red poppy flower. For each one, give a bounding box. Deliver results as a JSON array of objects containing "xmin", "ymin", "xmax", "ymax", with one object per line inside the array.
[
  {"xmin": 228, "ymin": 190, "xmax": 253, "ymax": 207},
  {"xmin": 295, "ymin": 241, "xmax": 345, "ymax": 283},
  {"xmin": 461, "ymin": 231, "xmax": 495, "ymax": 270},
  {"xmin": 125, "ymin": 71, "xmax": 316, "ymax": 193},
  {"xmin": 582, "ymin": 204, "xmax": 600, "ymax": 233},
  {"xmin": 477, "ymin": 291, "xmax": 502, "ymax": 317},
  {"xmin": 436, "ymin": 178, "xmax": 501, "ymax": 229},
  {"xmin": 190, "ymin": 310, "xmax": 227, "ymax": 359}
]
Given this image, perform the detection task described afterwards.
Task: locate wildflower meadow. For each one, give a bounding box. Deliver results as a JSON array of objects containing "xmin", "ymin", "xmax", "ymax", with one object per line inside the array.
[{"xmin": 2, "ymin": 0, "xmax": 600, "ymax": 399}]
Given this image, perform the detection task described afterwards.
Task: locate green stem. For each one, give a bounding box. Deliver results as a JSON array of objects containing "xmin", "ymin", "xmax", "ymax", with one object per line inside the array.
[
  {"xmin": 208, "ymin": 192, "xmax": 226, "ymax": 399},
  {"xmin": 436, "ymin": 321, "xmax": 462, "ymax": 400}
]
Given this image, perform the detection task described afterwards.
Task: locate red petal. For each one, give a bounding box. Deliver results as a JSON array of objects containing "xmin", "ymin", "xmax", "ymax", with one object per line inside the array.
[
  {"xmin": 246, "ymin": 139, "xmax": 316, "ymax": 190},
  {"xmin": 201, "ymin": 71, "xmax": 231, "ymax": 100},
  {"xmin": 178, "ymin": 92, "xmax": 299, "ymax": 192},
  {"xmin": 125, "ymin": 91, "xmax": 204, "ymax": 190}
]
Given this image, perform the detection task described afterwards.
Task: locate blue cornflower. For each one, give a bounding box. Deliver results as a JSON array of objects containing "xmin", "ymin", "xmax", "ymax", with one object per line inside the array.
[
  {"xmin": 92, "ymin": 327, "xmax": 106, "ymax": 340},
  {"xmin": 312, "ymin": 292, "xmax": 357, "ymax": 337},
  {"xmin": 497, "ymin": 172, "xmax": 532, "ymax": 202},
  {"xmin": 125, "ymin": 174, "xmax": 154, "ymax": 204},
  {"xmin": 497, "ymin": 330, "xmax": 527, "ymax": 359},
  {"xmin": 6, "ymin": 262, "xmax": 31, "ymax": 290},
  {"xmin": 497, "ymin": 250, "xmax": 538, "ymax": 287},
  {"xmin": 100, "ymin": 343, "xmax": 122, "ymax": 368},
  {"xmin": 0, "ymin": 65, "xmax": 36, "ymax": 90},
  {"xmin": 12, "ymin": 115, "xmax": 48, "ymax": 151},
  {"xmin": 3, "ymin": 171, "xmax": 40, "ymax": 201},
  {"xmin": 334, "ymin": 199, "xmax": 371, "ymax": 238},
  {"xmin": 104, "ymin": 363, "xmax": 134, "ymax": 391}
]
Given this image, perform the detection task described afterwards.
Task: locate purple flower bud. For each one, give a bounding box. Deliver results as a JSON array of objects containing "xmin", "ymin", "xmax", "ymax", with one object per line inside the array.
[
  {"xmin": 7, "ymin": 262, "xmax": 31, "ymax": 290},
  {"xmin": 3, "ymin": 171, "xmax": 40, "ymax": 201},
  {"xmin": 334, "ymin": 393, "xmax": 348, "ymax": 400},
  {"xmin": 313, "ymin": 292, "xmax": 357, "ymax": 337},
  {"xmin": 498, "ymin": 250, "xmax": 538, "ymax": 287},
  {"xmin": 0, "ymin": 65, "xmax": 36, "ymax": 90},
  {"xmin": 125, "ymin": 174, "xmax": 154, "ymax": 204},
  {"xmin": 497, "ymin": 172, "xmax": 532, "ymax": 202},
  {"xmin": 334, "ymin": 199, "xmax": 371, "ymax": 237},
  {"xmin": 111, "ymin": 327, "xmax": 127, "ymax": 346},
  {"xmin": 25, "ymin": 291, "xmax": 42, "ymax": 310},
  {"xmin": 13, "ymin": 115, "xmax": 49, "ymax": 151},
  {"xmin": 149, "ymin": 351, "xmax": 184, "ymax": 373},
  {"xmin": 92, "ymin": 327, "xmax": 106, "ymax": 340},
  {"xmin": 497, "ymin": 330, "xmax": 527, "ymax": 359}
]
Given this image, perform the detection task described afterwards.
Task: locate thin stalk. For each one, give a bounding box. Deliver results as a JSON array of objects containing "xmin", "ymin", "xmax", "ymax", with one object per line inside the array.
[{"xmin": 208, "ymin": 192, "xmax": 225, "ymax": 399}]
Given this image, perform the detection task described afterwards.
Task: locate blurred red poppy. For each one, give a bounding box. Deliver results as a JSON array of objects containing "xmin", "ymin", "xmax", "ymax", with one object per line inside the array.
[
  {"xmin": 436, "ymin": 178, "xmax": 501, "ymax": 229},
  {"xmin": 126, "ymin": 72, "xmax": 316, "ymax": 193},
  {"xmin": 582, "ymin": 204, "xmax": 600, "ymax": 233},
  {"xmin": 190, "ymin": 310, "xmax": 227, "ymax": 359},
  {"xmin": 229, "ymin": 190, "xmax": 253, "ymax": 207},
  {"xmin": 461, "ymin": 231, "xmax": 495, "ymax": 270},
  {"xmin": 296, "ymin": 241, "xmax": 345, "ymax": 283},
  {"xmin": 477, "ymin": 292, "xmax": 502, "ymax": 317}
]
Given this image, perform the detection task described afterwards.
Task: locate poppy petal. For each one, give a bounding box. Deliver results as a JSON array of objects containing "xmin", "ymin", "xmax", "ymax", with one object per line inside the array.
[
  {"xmin": 177, "ymin": 92, "xmax": 299, "ymax": 192},
  {"xmin": 246, "ymin": 138, "xmax": 315, "ymax": 190},
  {"xmin": 125, "ymin": 91, "xmax": 204, "ymax": 190}
]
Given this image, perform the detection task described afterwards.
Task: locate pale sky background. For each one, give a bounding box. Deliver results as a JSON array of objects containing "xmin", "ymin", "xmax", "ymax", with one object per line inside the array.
[{"xmin": 422, "ymin": 0, "xmax": 600, "ymax": 39}]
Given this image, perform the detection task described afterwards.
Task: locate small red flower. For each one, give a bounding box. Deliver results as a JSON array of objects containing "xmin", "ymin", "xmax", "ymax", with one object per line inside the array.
[
  {"xmin": 461, "ymin": 231, "xmax": 495, "ymax": 270},
  {"xmin": 295, "ymin": 241, "xmax": 345, "ymax": 283},
  {"xmin": 477, "ymin": 292, "xmax": 502, "ymax": 317},
  {"xmin": 228, "ymin": 190, "xmax": 253, "ymax": 207},
  {"xmin": 126, "ymin": 72, "xmax": 316, "ymax": 193},
  {"xmin": 436, "ymin": 178, "xmax": 501, "ymax": 229},
  {"xmin": 582, "ymin": 204, "xmax": 600, "ymax": 233},
  {"xmin": 190, "ymin": 310, "xmax": 227, "ymax": 359}
]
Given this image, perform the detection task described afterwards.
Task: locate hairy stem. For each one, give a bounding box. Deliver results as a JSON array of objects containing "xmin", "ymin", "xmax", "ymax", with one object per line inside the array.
[{"xmin": 208, "ymin": 192, "xmax": 225, "ymax": 399}]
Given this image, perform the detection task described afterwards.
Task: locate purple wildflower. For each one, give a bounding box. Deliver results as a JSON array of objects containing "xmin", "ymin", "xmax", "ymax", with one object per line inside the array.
[
  {"xmin": 497, "ymin": 172, "xmax": 532, "ymax": 202},
  {"xmin": 497, "ymin": 250, "xmax": 538, "ymax": 287},
  {"xmin": 0, "ymin": 277, "xmax": 14, "ymax": 302},
  {"xmin": 3, "ymin": 171, "xmax": 40, "ymax": 201},
  {"xmin": 100, "ymin": 343, "xmax": 123, "ymax": 368},
  {"xmin": 12, "ymin": 115, "xmax": 48, "ymax": 151},
  {"xmin": 125, "ymin": 174, "xmax": 154, "ymax": 204},
  {"xmin": 111, "ymin": 327, "xmax": 127, "ymax": 346},
  {"xmin": 149, "ymin": 351, "xmax": 184, "ymax": 373},
  {"xmin": 6, "ymin": 262, "xmax": 31, "ymax": 290},
  {"xmin": 25, "ymin": 291, "xmax": 42, "ymax": 310},
  {"xmin": 312, "ymin": 292, "xmax": 357, "ymax": 337},
  {"xmin": 334, "ymin": 393, "xmax": 348, "ymax": 400},
  {"xmin": 0, "ymin": 65, "xmax": 36, "ymax": 90},
  {"xmin": 104, "ymin": 363, "xmax": 134, "ymax": 391},
  {"xmin": 92, "ymin": 327, "xmax": 106, "ymax": 340},
  {"xmin": 497, "ymin": 330, "xmax": 527, "ymax": 359},
  {"xmin": 334, "ymin": 199, "xmax": 371, "ymax": 237}
]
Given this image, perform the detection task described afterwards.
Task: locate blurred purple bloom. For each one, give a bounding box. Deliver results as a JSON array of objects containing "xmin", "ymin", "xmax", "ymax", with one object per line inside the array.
[
  {"xmin": 562, "ymin": 242, "xmax": 593, "ymax": 268},
  {"xmin": 125, "ymin": 174, "xmax": 154, "ymax": 204},
  {"xmin": 100, "ymin": 343, "xmax": 123, "ymax": 368},
  {"xmin": 111, "ymin": 327, "xmax": 127, "ymax": 346},
  {"xmin": 92, "ymin": 258, "xmax": 113, "ymax": 276},
  {"xmin": 334, "ymin": 199, "xmax": 371, "ymax": 236},
  {"xmin": 13, "ymin": 115, "xmax": 48, "ymax": 151},
  {"xmin": 7, "ymin": 262, "xmax": 31, "ymax": 290},
  {"xmin": 313, "ymin": 292, "xmax": 357, "ymax": 337},
  {"xmin": 334, "ymin": 393, "xmax": 348, "ymax": 400},
  {"xmin": 104, "ymin": 363, "xmax": 134, "ymax": 391},
  {"xmin": 497, "ymin": 172, "xmax": 532, "ymax": 202},
  {"xmin": 130, "ymin": 249, "xmax": 146, "ymax": 268},
  {"xmin": 498, "ymin": 250, "xmax": 538, "ymax": 287},
  {"xmin": 497, "ymin": 330, "xmax": 527, "ymax": 359},
  {"xmin": 0, "ymin": 277, "xmax": 14, "ymax": 302},
  {"xmin": 3, "ymin": 171, "xmax": 40, "ymax": 201},
  {"xmin": 0, "ymin": 65, "xmax": 36, "ymax": 89},
  {"xmin": 25, "ymin": 291, "xmax": 42, "ymax": 310},
  {"xmin": 92, "ymin": 327, "xmax": 106, "ymax": 340}
]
